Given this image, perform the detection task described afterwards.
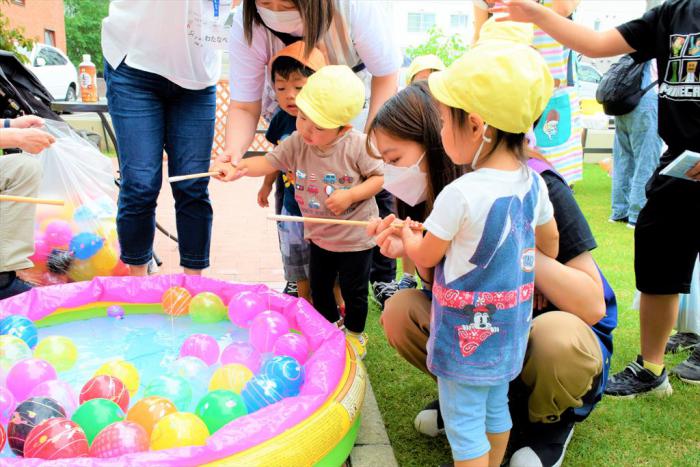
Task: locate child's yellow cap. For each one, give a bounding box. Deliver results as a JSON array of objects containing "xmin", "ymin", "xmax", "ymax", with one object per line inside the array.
[
  {"xmin": 406, "ymin": 54, "xmax": 446, "ymax": 85},
  {"xmin": 428, "ymin": 19, "xmax": 554, "ymax": 134},
  {"xmin": 295, "ymin": 65, "xmax": 365, "ymax": 129}
]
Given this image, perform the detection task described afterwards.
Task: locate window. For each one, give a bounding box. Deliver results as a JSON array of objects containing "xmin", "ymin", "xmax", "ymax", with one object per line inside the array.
[
  {"xmin": 578, "ymin": 65, "xmax": 601, "ymax": 84},
  {"xmin": 44, "ymin": 29, "xmax": 56, "ymax": 46},
  {"xmin": 407, "ymin": 12, "xmax": 436, "ymax": 33},
  {"xmin": 450, "ymin": 14, "xmax": 469, "ymax": 29},
  {"xmin": 35, "ymin": 47, "xmax": 66, "ymax": 67}
]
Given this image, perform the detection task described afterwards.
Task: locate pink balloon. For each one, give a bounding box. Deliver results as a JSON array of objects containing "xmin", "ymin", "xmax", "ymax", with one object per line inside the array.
[
  {"xmin": 90, "ymin": 421, "xmax": 149, "ymax": 458},
  {"xmin": 6, "ymin": 358, "xmax": 57, "ymax": 402},
  {"xmin": 28, "ymin": 379, "xmax": 78, "ymax": 416},
  {"xmin": 44, "ymin": 220, "xmax": 73, "ymax": 248},
  {"xmin": 30, "ymin": 232, "xmax": 52, "ymax": 263},
  {"xmin": 179, "ymin": 334, "xmax": 219, "ymax": 366},
  {"xmin": 228, "ymin": 291, "xmax": 268, "ymax": 327},
  {"xmin": 249, "ymin": 311, "xmax": 291, "ymax": 354},
  {"xmin": 273, "ymin": 333, "xmax": 310, "ymax": 365},
  {"xmin": 220, "ymin": 342, "xmax": 262, "ymax": 372},
  {"xmin": 0, "ymin": 386, "xmax": 16, "ymax": 425}
]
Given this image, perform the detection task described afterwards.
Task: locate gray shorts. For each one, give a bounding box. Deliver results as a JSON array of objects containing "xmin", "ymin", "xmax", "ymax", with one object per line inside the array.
[{"xmin": 278, "ymin": 207, "xmax": 310, "ymax": 282}]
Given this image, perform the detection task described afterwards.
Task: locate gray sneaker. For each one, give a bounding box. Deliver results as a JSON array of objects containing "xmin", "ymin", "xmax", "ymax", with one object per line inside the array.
[
  {"xmin": 671, "ymin": 345, "xmax": 700, "ymax": 385},
  {"xmin": 665, "ymin": 332, "xmax": 700, "ymax": 354}
]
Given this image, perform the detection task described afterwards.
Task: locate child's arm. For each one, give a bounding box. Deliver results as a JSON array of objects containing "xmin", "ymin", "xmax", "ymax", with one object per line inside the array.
[
  {"xmin": 535, "ymin": 218, "xmax": 559, "ymax": 260},
  {"xmin": 491, "ymin": 1, "xmax": 634, "ymax": 58},
  {"xmin": 401, "ymin": 220, "xmax": 450, "ymax": 269},
  {"xmin": 325, "ymin": 174, "xmax": 383, "ymax": 216},
  {"xmin": 210, "ymin": 156, "xmax": 277, "ymax": 182},
  {"xmin": 257, "ymin": 173, "xmax": 277, "ymax": 208}
]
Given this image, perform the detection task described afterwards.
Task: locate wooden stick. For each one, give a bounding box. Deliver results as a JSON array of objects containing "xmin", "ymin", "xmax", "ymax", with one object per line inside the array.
[
  {"xmin": 267, "ymin": 214, "xmax": 424, "ymax": 230},
  {"xmin": 0, "ymin": 195, "xmax": 64, "ymax": 206},
  {"xmin": 168, "ymin": 171, "xmax": 221, "ymax": 183}
]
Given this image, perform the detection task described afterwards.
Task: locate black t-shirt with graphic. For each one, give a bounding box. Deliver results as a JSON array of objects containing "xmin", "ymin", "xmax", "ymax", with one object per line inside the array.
[{"xmin": 617, "ymin": 0, "xmax": 700, "ymax": 156}]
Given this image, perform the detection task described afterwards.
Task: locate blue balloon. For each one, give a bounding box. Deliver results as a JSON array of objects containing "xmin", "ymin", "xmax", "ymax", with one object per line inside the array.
[
  {"xmin": 241, "ymin": 375, "xmax": 285, "ymax": 413},
  {"xmin": 0, "ymin": 315, "xmax": 38, "ymax": 348},
  {"xmin": 144, "ymin": 374, "xmax": 193, "ymax": 411},
  {"xmin": 69, "ymin": 232, "xmax": 104, "ymax": 260},
  {"xmin": 261, "ymin": 356, "xmax": 304, "ymax": 397}
]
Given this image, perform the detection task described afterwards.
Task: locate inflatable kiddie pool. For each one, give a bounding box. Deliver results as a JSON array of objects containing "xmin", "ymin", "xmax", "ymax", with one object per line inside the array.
[{"xmin": 0, "ymin": 275, "xmax": 365, "ymax": 466}]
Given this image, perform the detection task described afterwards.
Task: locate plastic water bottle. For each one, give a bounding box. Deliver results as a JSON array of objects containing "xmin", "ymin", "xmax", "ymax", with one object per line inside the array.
[{"xmin": 78, "ymin": 54, "xmax": 98, "ymax": 103}]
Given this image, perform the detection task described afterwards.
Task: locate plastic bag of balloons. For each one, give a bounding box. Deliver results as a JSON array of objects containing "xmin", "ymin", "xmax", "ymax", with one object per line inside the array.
[{"xmin": 18, "ymin": 120, "xmax": 128, "ymax": 285}]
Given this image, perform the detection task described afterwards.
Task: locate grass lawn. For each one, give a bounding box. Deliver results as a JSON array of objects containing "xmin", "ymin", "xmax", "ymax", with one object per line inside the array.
[{"xmin": 363, "ymin": 164, "xmax": 700, "ymax": 467}]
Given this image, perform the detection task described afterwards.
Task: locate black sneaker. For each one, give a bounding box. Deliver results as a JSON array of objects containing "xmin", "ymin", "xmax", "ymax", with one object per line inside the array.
[
  {"xmin": 604, "ymin": 355, "xmax": 672, "ymax": 398},
  {"xmin": 371, "ymin": 280, "xmax": 399, "ymax": 309},
  {"xmin": 413, "ymin": 399, "xmax": 444, "ymax": 437},
  {"xmin": 0, "ymin": 272, "xmax": 32, "ymax": 300},
  {"xmin": 671, "ymin": 345, "xmax": 700, "ymax": 385},
  {"xmin": 509, "ymin": 414, "xmax": 575, "ymax": 467},
  {"xmin": 283, "ymin": 281, "xmax": 298, "ymax": 297},
  {"xmin": 608, "ymin": 216, "xmax": 628, "ymax": 224},
  {"xmin": 397, "ymin": 274, "xmax": 418, "ymax": 290},
  {"xmin": 665, "ymin": 332, "xmax": 700, "ymax": 354}
]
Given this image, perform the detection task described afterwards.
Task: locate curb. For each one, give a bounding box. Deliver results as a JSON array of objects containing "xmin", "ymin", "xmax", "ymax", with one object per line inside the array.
[{"xmin": 350, "ymin": 377, "xmax": 398, "ymax": 467}]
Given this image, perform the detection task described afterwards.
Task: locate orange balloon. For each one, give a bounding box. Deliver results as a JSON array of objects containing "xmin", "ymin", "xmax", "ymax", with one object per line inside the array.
[
  {"xmin": 112, "ymin": 260, "xmax": 130, "ymax": 277},
  {"xmin": 162, "ymin": 287, "xmax": 192, "ymax": 316},
  {"xmin": 126, "ymin": 396, "xmax": 177, "ymax": 438}
]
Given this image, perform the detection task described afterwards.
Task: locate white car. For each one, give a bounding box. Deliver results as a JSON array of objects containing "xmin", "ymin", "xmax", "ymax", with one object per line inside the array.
[
  {"xmin": 576, "ymin": 62, "xmax": 603, "ymax": 101},
  {"xmin": 21, "ymin": 44, "xmax": 78, "ymax": 101}
]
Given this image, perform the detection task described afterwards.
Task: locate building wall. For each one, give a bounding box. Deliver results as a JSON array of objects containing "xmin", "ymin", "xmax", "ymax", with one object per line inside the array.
[{"xmin": 3, "ymin": 0, "xmax": 67, "ymax": 52}]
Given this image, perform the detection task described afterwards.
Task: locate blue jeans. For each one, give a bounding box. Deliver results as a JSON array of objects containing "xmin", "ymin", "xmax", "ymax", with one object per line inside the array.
[
  {"xmin": 611, "ymin": 94, "xmax": 663, "ymax": 224},
  {"xmin": 104, "ymin": 61, "xmax": 215, "ymax": 269}
]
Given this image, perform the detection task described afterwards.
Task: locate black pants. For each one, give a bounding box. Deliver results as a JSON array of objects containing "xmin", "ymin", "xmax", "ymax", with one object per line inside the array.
[
  {"xmin": 309, "ymin": 242, "xmax": 372, "ymax": 333},
  {"xmin": 370, "ymin": 189, "xmax": 397, "ymax": 283}
]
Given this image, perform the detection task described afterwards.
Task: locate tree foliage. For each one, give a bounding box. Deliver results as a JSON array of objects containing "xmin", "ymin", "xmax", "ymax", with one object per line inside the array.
[
  {"xmin": 0, "ymin": 0, "xmax": 34, "ymax": 63},
  {"xmin": 64, "ymin": 0, "xmax": 109, "ymax": 74},
  {"xmin": 406, "ymin": 26, "xmax": 469, "ymax": 67}
]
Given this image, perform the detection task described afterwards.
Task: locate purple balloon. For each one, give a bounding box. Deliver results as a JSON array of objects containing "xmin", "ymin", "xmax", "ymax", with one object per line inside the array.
[
  {"xmin": 228, "ymin": 291, "xmax": 268, "ymax": 327},
  {"xmin": 179, "ymin": 334, "xmax": 220, "ymax": 366},
  {"xmin": 249, "ymin": 311, "xmax": 291, "ymax": 354},
  {"xmin": 107, "ymin": 305, "xmax": 125, "ymax": 319},
  {"xmin": 27, "ymin": 379, "xmax": 78, "ymax": 416},
  {"xmin": 273, "ymin": 333, "xmax": 310, "ymax": 365},
  {"xmin": 0, "ymin": 385, "xmax": 16, "ymax": 425},
  {"xmin": 6, "ymin": 358, "xmax": 58, "ymax": 402},
  {"xmin": 220, "ymin": 342, "xmax": 262, "ymax": 373}
]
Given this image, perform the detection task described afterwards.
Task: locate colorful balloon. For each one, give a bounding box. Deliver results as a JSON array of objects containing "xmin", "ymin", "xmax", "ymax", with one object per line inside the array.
[
  {"xmin": 69, "ymin": 232, "xmax": 104, "ymax": 260},
  {"xmin": 91, "ymin": 245, "xmax": 120, "ymax": 276},
  {"xmin": 44, "ymin": 220, "xmax": 73, "ymax": 248},
  {"xmin": 273, "ymin": 333, "xmax": 310, "ymax": 364},
  {"xmin": 23, "ymin": 417, "xmax": 89, "ymax": 459},
  {"xmin": 179, "ymin": 333, "xmax": 219, "ymax": 366},
  {"xmin": 249, "ymin": 310, "xmax": 290, "ymax": 353},
  {"xmin": 209, "ymin": 364, "xmax": 254, "ymax": 394},
  {"xmin": 0, "ymin": 386, "xmax": 16, "ymax": 425},
  {"xmin": 262, "ymin": 356, "xmax": 305, "ymax": 397},
  {"xmin": 112, "ymin": 260, "xmax": 130, "ymax": 276},
  {"xmin": 30, "ymin": 232, "xmax": 52, "ymax": 264},
  {"xmin": 7, "ymin": 358, "xmax": 57, "ymax": 401},
  {"xmin": 241, "ymin": 375, "xmax": 285, "ymax": 413},
  {"xmin": 195, "ymin": 390, "xmax": 248, "ymax": 434},
  {"xmin": 150, "ymin": 412, "xmax": 209, "ymax": 451},
  {"xmin": 80, "ymin": 375, "xmax": 130, "ymax": 412},
  {"xmin": 228, "ymin": 291, "xmax": 267, "ymax": 327},
  {"xmin": 0, "ymin": 423, "xmax": 5, "ymax": 452},
  {"xmin": 67, "ymin": 258, "xmax": 99, "ymax": 282},
  {"xmin": 220, "ymin": 342, "xmax": 262, "ymax": 373},
  {"xmin": 94, "ymin": 359, "xmax": 140, "ymax": 397},
  {"xmin": 144, "ymin": 375, "xmax": 192, "ymax": 412},
  {"xmin": 33, "ymin": 336, "xmax": 78, "ymax": 372},
  {"xmin": 71, "ymin": 398, "xmax": 124, "ymax": 445},
  {"xmin": 107, "ymin": 305, "xmax": 125, "ymax": 319},
  {"xmin": 0, "ymin": 314, "xmax": 38, "ymax": 348},
  {"xmin": 0, "ymin": 334, "xmax": 32, "ymax": 370},
  {"xmin": 28, "ymin": 379, "xmax": 79, "ymax": 416},
  {"xmin": 189, "ymin": 292, "xmax": 227, "ymax": 323},
  {"xmin": 126, "ymin": 396, "xmax": 177, "ymax": 438},
  {"xmin": 168, "ymin": 356, "xmax": 209, "ymax": 380},
  {"xmin": 8, "ymin": 396, "xmax": 66, "ymax": 456},
  {"xmin": 161, "ymin": 286, "xmax": 192, "ymax": 316},
  {"xmin": 47, "ymin": 249, "xmax": 74, "ymax": 274},
  {"xmin": 90, "ymin": 420, "xmax": 149, "ymax": 458}
]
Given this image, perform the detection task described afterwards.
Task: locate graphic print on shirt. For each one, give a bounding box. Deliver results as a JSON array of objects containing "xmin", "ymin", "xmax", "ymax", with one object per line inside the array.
[{"xmin": 661, "ymin": 33, "xmax": 700, "ymax": 100}]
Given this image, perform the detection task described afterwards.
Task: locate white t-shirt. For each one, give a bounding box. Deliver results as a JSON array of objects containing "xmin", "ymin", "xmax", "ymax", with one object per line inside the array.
[
  {"xmin": 424, "ymin": 167, "xmax": 554, "ymax": 284},
  {"xmin": 228, "ymin": 0, "xmax": 402, "ymax": 103},
  {"xmin": 101, "ymin": 0, "xmax": 224, "ymax": 90}
]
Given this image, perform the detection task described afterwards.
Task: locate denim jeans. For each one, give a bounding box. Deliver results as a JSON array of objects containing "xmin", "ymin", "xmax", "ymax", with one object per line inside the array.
[
  {"xmin": 611, "ymin": 93, "xmax": 663, "ymax": 224},
  {"xmin": 104, "ymin": 61, "xmax": 215, "ymax": 269}
]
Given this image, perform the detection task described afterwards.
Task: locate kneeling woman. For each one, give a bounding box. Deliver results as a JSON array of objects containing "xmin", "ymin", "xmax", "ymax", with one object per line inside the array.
[{"xmin": 366, "ymin": 82, "xmax": 617, "ymax": 467}]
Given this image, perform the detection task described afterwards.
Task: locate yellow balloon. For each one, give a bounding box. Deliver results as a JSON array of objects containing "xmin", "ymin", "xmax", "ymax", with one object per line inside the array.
[
  {"xmin": 95, "ymin": 359, "xmax": 140, "ymax": 397},
  {"xmin": 34, "ymin": 336, "xmax": 78, "ymax": 372},
  {"xmin": 91, "ymin": 245, "xmax": 119, "ymax": 276},
  {"xmin": 209, "ymin": 364, "xmax": 253, "ymax": 394},
  {"xmin": 67, "ymin": 258, "xmax": 99, "ymax": 282},
  {"xmin": 0, "ymin": 335, "xmax": 32, "ymax": 370},
  {"xmin": 150, "ymin": 412, "xmax": 209, "ymax": 450}
]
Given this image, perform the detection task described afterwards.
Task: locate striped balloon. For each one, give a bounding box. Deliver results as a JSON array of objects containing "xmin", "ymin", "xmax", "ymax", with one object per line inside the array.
[
  {"xmin": 80, "ymin": 375, "xmax": 130, "ymax": 412},
  {"xmin": 23, "ymin": 418, "xmax": 89, "ymax": 459},
  {"xmin": 8, "ymin": 397, "xmax": 66, "ymax": 456},
  {"xmin": 161, "ymin": 287, "xmax": 192, "ymax": 316}
]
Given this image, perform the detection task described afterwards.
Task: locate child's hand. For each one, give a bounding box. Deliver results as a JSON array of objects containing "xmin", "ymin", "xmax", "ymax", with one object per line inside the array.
[
  {"xmin": 400, "ymin": 217, "xmax": 424, "ymax": 251},
  {"xmin": 210, "ymin": 160, "xmax": 247, "ymax": 182},
  {"xmin": 368, "ymin": 215, "xmax": 406, "ymax": 259},
  {"xmin": 686, "ymin": 160, "xmax": 700, "ymax": 181},
  {"xmin": 489, "ymin": 1, "xmax": 545, "ymax": 23},
  {"xmin": 325, "ymin": 189, "xmax": 354, "ymax": 215},
  {"xmin": 257, "ymin": 183, "xmax": 272, "ymax": 208}
]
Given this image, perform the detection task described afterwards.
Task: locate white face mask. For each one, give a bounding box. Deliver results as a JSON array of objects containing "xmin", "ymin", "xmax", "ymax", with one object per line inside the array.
[
  {"xmin": 382, "ymin": 153, "xmax": 428, "ymax": 207},
  {"xmin": 471, "ymin": 123, "xmax": 492, "ymax": 170},
  {"xmin": 257, "ymin": 6, "xmax": 303, "ymax": 35}
]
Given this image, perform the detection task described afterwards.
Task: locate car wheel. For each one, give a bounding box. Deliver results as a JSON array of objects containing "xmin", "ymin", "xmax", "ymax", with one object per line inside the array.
[{"xmin": 65, "ymin": 84, "xmax": 77, "ymax": 101}]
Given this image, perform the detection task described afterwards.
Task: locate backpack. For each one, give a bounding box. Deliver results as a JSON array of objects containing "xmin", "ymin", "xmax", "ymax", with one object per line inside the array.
[{"xmin": 595, "ymin": 55, "xmax": 657, "ymax": 116}]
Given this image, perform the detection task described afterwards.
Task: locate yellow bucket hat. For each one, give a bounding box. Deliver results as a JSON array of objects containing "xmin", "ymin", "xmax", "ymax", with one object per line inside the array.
[
  {"xmin": 428, "ymin": 19, "xmax": 554, "ymax": 134},
  {"xmin": 406, "ymin": 54, "xmax": 446, "ymax": 85},
  {"xmin": 295, "ymin": 65, "xmax": 365, "ymax": 129}
]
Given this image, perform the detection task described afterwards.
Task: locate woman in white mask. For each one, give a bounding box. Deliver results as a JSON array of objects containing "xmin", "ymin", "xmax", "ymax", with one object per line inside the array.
[
  {"xmin": 365, "ymin": 82, "xmax": 464, "ymax": 293},
  {"xmin": 222, "ymin": 0, "xmax": 403, "ymax": 304}
]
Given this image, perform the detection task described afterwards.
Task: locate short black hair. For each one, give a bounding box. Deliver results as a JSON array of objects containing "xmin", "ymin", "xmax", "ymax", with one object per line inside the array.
[{"xmin": 271, "ymin": 56, "xmax": 315, "ymax": 82}]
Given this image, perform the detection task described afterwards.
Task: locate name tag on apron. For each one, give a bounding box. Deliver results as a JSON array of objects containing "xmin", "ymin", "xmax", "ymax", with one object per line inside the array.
[{"xmin": 187, "ymin": 0, "xmax": 234, "ymax": 51}]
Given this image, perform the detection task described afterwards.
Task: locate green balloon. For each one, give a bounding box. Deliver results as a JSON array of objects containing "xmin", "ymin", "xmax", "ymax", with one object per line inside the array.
[
  {"xmin": 195, "ymin": 390, "xmax": 248, "ymax": 433},
  {"xmin": 71, "ymin": 398, "xmax": 124, "ymax": 444},
  {"xmin": 189, "ymin": 292, "xmax": 227, "ymax": 323}
]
